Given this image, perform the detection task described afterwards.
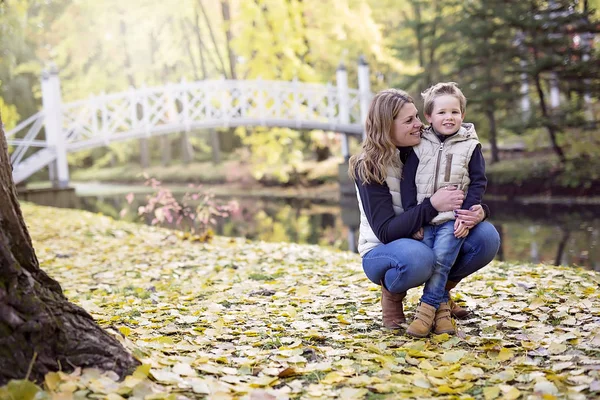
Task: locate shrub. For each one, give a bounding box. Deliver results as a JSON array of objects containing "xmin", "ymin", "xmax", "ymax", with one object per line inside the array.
[{"xmin": 121, "ymin": 175, "xmax": 239, "ymax": 240}]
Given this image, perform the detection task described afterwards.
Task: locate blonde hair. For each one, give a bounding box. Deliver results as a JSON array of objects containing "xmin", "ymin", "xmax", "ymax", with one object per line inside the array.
[
  {"xmin": 421, "ymin": 82, "xmax": 466, "ymax": 117},
  {"xmin": 349, "ymin": 89, "xmax": 414, "ymax": 185}
]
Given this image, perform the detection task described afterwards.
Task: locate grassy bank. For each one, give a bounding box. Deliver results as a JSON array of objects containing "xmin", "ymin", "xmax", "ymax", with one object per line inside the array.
[
  {"xmin": 2, "ymin": 204, "xmax": 599, "ymax": 399},
  {"xmin": 70, "ymin": 157, "xmax": 342, "ymax": 187},
  {"xmin": 486, "ymin": 154, "xmax": 600, "ymax": 197},
  {"xmin": 69, "ymin": 154, "xmax": 600, "ymax": 200}
]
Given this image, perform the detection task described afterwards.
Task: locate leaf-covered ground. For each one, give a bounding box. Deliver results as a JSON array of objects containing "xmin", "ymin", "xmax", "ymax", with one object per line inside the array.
[{"xmin": 5, "ymin": 204, "xmax": 600, "ymax": 400}]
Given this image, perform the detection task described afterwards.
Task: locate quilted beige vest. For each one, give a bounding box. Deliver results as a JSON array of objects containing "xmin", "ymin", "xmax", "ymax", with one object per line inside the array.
[
  {"xmin": 356, "ymin": 150, "xmax": 403, "ymax": 256},
  {"xmin": 413, "ymin": 123, "xmax": 480, "ymax": 225}
]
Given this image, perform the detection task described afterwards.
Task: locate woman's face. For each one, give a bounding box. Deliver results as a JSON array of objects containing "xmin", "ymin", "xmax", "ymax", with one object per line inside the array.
[{"xmin": 390, "ymin": 103, "xmax": 423, "ymax": 147}]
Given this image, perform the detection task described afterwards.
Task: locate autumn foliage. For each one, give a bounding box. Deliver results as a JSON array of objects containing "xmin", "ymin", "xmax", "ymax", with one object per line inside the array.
[{"xmin": 3, "ymin": 204, "xmax": 599, "ymax": 399}]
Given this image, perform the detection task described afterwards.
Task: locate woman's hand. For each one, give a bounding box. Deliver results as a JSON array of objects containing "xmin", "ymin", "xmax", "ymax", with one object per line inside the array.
[
  {"xmin": 454, "ymin": 204, "xmax": 485, "ymax": 229},
  {"xmin": 412, "ymin": 227, "xmax": 424, "ymax": 240},
  {"xmin": 430, "ymin": 185, "xmax": 465, "ymax": 212}
]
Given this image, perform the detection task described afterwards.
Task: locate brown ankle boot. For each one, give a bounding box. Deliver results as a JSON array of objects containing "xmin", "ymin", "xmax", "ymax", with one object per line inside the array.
[
  {"xmin": 445, "ymin": 280, "xmax": 471, "ymax": 319},
  {"xmin": 433, "ymin": 302, "xmax": 455, "ymax": 335},
  {"xmin": 406, "ymin": 302, "xmax": 436, "ymax": 338},
  {"xmin": 380, "ymin": 281, "xmax": 406, "ymax": 329}
]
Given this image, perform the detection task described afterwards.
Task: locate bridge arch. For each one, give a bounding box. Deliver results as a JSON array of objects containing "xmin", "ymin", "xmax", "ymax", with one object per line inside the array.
[{"xmin": 5, "ymin": 61, "xmax": 372, "ymax": 186}]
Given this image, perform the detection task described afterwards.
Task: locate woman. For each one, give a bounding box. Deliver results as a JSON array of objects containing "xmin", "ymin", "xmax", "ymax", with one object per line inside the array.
[{"xmin": 348, "ymin": 88, "xmax": 500, "ymax": 330}]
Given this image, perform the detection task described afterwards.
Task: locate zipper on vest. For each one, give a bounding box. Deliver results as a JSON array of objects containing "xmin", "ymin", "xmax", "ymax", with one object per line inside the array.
[
  {"xmin": 444, "ymin": 153, "xmax": 453, "ymax": 182},
  {"xmin": 433, "ymin": 142, "xmax": 444, "ymax": 192}
]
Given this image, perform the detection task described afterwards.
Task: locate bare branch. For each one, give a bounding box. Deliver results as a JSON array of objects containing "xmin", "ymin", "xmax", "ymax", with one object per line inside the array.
[
  {"xmin": 181, "ymin": 19, "xmax": 200, "ymax": 81},
  {"xmin": 197, "ymin": 0, "xmax": 228, "ymax": 78}
]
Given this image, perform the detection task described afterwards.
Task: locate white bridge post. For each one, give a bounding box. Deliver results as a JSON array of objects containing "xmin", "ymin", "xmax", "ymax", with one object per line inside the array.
[
  {"xmin": 581, "ymin": 32, "xmax": 595, "ymax": 128},
  {"xmin": 549, "ymin": 72, "xmax": 560, "ymax": 109},
  {"xmin": 358, "ymin": 56, "xmax": 371, "ymax": 141},
  {"xmin": 41, "ymin": 65, "xmax": 69, "ymax": 188},
  {"xmin": 520, "ymin": 60, "xmax": 530, "ymax": 122},
  {"xmin": 336, "ymin": 63, "xmax": 350, "ymax": 161}
]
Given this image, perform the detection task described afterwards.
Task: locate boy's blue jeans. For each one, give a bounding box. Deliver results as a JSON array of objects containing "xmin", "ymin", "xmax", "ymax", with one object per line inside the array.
[{"xmin": 420, "ymin": 220, "xmax": 465, "ymax": 308}]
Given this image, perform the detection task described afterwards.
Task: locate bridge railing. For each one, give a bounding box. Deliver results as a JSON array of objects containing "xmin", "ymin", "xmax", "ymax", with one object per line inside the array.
[
  {"xmin": 7, "ymin": 59, "xmax": 372, "ymax": 186},
  {"xmin": 5, "ymin": 111, "xmax": 48, "ymax": 169},
  {"xmin": 61, "ymin": 79, "xmax": 364, "ymax": 152}
]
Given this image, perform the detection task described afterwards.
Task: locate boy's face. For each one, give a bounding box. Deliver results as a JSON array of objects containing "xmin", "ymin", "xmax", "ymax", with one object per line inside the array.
[{"xmin": 425, "ymin": 95, "xmax": 465, "ymax": 136}]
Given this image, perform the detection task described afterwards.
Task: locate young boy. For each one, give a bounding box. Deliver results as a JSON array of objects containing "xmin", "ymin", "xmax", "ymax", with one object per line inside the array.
[{"xmin": 401, "ymin": 82, "xmax": 487, "ymax": 338}]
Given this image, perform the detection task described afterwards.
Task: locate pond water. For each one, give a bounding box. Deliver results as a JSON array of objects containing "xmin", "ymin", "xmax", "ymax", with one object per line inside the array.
[{"xmin": 78, "ymin": 192, "xmax": 600, "ymax": 271}]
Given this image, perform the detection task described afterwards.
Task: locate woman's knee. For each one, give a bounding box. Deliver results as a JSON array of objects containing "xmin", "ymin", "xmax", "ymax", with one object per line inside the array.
[
  {"xmin": 473, "ymin": 222, "xmax": 501, "ymax": 261},
  {"xmin": 457, "ymin": 221, "xmax": 500, "ymax": 274},
  {"xmin": 386, "ymin": 241, "xmax": 435, "ymax": 292}
]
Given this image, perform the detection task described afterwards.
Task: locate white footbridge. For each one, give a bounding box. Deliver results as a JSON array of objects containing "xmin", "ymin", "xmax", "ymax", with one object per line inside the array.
[{"xmin": 4, "ymin": 60, "xmax": 372, "ymax": 187}]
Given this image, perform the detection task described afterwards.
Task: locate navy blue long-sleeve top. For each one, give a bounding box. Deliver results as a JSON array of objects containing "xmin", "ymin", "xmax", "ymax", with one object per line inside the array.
[{"xmin": 354, "ymin": 148, "xmax": 439, "ymax": 244}]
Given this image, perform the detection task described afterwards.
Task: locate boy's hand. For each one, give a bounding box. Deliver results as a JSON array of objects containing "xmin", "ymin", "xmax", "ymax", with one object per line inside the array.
[
  {"xmin": 412, "ymin": 227, "xmax": 424, "ymax": 240},
  {"xmin": 454, "ymin": 218, "xmax": 461, "ymax": 231},
  {"xmin": 454, "ymin": 220, "xmax": 470, "ymax": 238}
]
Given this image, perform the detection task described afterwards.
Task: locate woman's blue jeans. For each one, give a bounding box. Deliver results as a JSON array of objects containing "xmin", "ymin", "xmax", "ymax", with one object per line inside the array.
[{"xmin": 362, "ymin": 221, "xmax": 500, "ymax": 295}]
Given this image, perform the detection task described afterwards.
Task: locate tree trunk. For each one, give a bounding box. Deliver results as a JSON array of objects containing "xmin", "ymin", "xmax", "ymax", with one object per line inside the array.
[
  {"xmin": 533, "ymin": 72, "xmax": 566, "ymax": 164},
  {"xmin": 119, "ymin": 18, "xmax": 150, "ymax": 169},
  {"xmin": 483, "ymin": 36, "xmax": 499, "ymax": 164},
  {"xmin": 485, "ymin": 108, "xmax": 499, "ymax": 164},
  {"xmin": 140, "ymin": 139, "xmax": 150, "ymax": 168},
  {"xmin": 190, "ymin": 9, "xmax": 213, "ymax": 78},
  {"xmin": 198, "ymin": 0, "xmax": 228, "ymax": 77},
  {"xmin": 0, "ymin": 116, "xmax": 140, "ymax": 385},
  {"xmin": 221, "ymin": 0, "xmax": 237, "ymax": 80},
  {"xmin": 529, "ymin": 30, "xmax": 566, "ymax": 164},
  {"xmin": 161, "ymin": 135, "xmax": 172, "ymax": 166},
  {"xmin": 555, "ymin": 227, "xmax": 570, "ymax": 266},
  {"xmin": 209, "ymin": 129, "xmax": 222, "ymax": 164},
  {"xmin": 181, "ymin": 19, "xmax": 201, "ymax": 81},
  {"xmin": 181, "ymin": 132, "xmax": 194, "ymax": 164}
]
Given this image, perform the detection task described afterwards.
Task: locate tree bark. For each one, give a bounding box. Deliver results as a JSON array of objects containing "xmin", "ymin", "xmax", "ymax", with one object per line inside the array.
[
  {"xmin": 483, "ymin": 36, "xmax": 500, "ymax": 164},
  {"xmin": 411, "ymin": 2, "xmax": 426, "ymax": 87},
  {"xmin": 0, "ymin": 115, "xmax": 140, "ymax": 385},
  {"xmin": 485, "ymin": 108, "xmax": 500, "ymax": 163},
  {"xmin": 189, "ymin": 11, "xmax": 220, "ymax": 77},
  {"xmin": 221, "ymin": 0, "xmax": 237, "ymax": 80},
  {"xmin": 198, "ymin": 0, "xmax": 228, "ymax": 77},
  {"xmin": 120, "ymin": 18, "xmax": 150, "ymax": 168},
  {"xmin": 180, "ymin": 132, "xmax": 194, "ymax": 164},
  {"xmin": 426, "ymin": 2, "xmax": 440, "ymax": 88},
  {"xmin": 161, "ymin": 135, "xmax": 172, "ymax": 166},
  {"xmin": 181, "ymin": 19, "xmax": 201, "ymax": 81},
  {"xmin": 189, "ymin": 9, "xmax": 220, "ymax": 164},
  {"xmin": 210, "ymin": 129, "xmax": 222, "ymax": 164},
  {"xmin": 529, "ymin": 17, "xmax": 566, "ymax": 164},
  {"xmin": 533, "ymin": 71, "xmax": 566, "ymax": 164},
  {"xmin": 555, "ymin": 227, "xmax": 570, "ymax": 266}
]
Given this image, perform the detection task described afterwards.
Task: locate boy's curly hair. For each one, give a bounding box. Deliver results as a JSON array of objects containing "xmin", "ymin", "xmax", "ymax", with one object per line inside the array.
[{"xmin": 422, "ymin": 82, "xmax": 466, "ymax": 116}]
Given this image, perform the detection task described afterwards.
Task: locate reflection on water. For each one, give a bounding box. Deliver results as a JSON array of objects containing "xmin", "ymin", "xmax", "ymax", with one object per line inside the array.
[
  {"xmin": 486, "ymin": 200, "xmax": 600, "ymax": 270},
  {"xmin": 79, "ymin": 194, "xmax": 600, "ymax": 271},
  {"xmin": 80, "ymin": 195, "xmax": 352, "ymax": 251}
]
